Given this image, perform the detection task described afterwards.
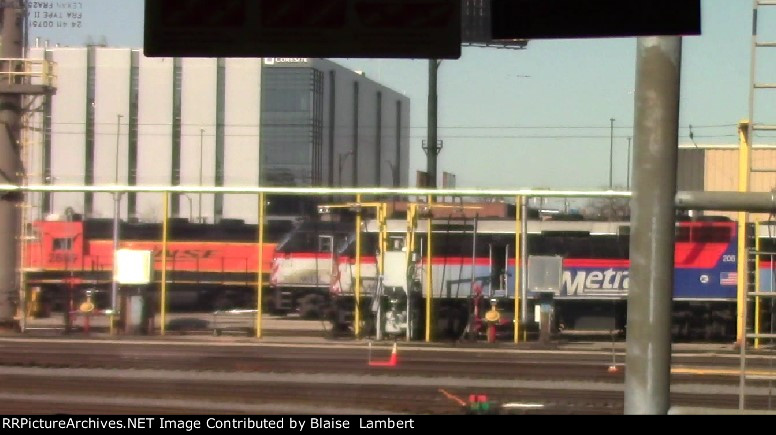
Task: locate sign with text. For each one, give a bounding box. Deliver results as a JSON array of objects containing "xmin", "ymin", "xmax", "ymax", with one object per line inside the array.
[
  {"xmin": 27, "ymin": 1, "xmax": 85, "ymax": 32},
  {"xmin": 491, "ymin": 0, "xmax": 701, "ymax": 40},
  {"xmin": 145, "ymin": 0, "xmax": 461, "ymax": 59}
]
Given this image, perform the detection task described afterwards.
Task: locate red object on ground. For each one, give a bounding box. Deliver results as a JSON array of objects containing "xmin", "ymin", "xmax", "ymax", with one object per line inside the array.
[{"xmin": 369, "ymin": 343, "xmax": 398, "ymax": 367}]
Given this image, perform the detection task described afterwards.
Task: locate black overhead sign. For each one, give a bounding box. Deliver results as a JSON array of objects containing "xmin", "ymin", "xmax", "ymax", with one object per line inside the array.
[
  {"xmin": 491, "ymin": 0, "xmax": 701, "ymax": 40},
  {"xmin": 144, "ymin": 0, "xmax": 462, "ymax": 59}
]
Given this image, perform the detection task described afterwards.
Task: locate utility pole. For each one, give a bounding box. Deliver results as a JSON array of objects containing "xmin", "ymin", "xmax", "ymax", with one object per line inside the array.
[
  {"xmin": 426, "ymin": 59, "xmax": 441, "ymax": 188},
  {"xmin": 114, "ymin": 114, "xmax": 122, "ymax": 184},
  {"xmin": 609, "ymin": 118, "xmax": 615, "ymax": 189},
  {"xmin": 111, "ymin": 114, "xmax": 123, "ymax": 325},
  {"xmin": 627, "ymin": 136, "xmax": 632, "ymax": 191},
  {"xmin": 625, "ymin": 37, "xmax": 682, "ymax": 415}
]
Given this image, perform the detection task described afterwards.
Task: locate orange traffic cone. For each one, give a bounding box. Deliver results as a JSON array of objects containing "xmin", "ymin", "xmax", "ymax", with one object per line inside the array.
[
  {"xmin": 387, "ymin": 342, "xmax": 398, "ymax": 366},
  {"xmin": 369, "ymin": 343, "xmax": 399, "ymax": 367}
]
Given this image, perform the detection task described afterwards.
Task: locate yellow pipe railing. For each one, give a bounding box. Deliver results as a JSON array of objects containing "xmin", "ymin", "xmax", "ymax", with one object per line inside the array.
[
  {"xmin": 160, "ymin": 192, "xmax": 169, "ymax": 336},
  {"xmin": 376, "ymin": 203, "xmax": 388, "ymax": 339},
  {"xmin": 378, "ymin": 203, "xmax": 387, "ymax": 293},
  {"xmin": 2, "ymin": 184, "xmax": 634, "ymax": 197},
  {"xmin": 405, "ymin": 204, "xmax": 418, "ymax": 341},
  {"xmin": 425, "ymin": 195, "xmax": 433, "ymax": 343},
  {"xmin": 0, "ymin": 58, "xmax": 57, "ymax": 88},
  {"xmin": 755, "ymin": 221, "xmax": 761, "ymax": 349},
  {"xmin": 256, "ymin": 192, "xmax": 265, "ymax": 339},
  {"xmin": 354, "ymin": 195, "xmax": 362, "ymax": 338},
  {"xmin": 514, "ymin": 195, "xmax": 521, "ymax": 343},
  {"xmin": 737, "ymin": 120, "xmax": 750, "ymax": 345}
]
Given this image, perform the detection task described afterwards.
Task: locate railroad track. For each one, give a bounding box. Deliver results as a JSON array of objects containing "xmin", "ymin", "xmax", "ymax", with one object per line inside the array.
[
  {"xmin": 1, "ymin": 338, "xmax": 775, "ymax": 414},
  {"xmin": 0, "ymin": 339, "xmax": 770, "ymax": 386},
  {"xmin": 5, "ymin": 369, "xmax": 775, "ymax": 414},
  {"xmin": 0, "ymin": 343, "xmax": 631, "ymax": 388}
]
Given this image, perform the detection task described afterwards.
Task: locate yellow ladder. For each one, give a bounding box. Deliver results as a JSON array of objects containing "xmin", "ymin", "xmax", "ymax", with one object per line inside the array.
[{"xmin": 739, "ymin": 0, "xmax": 776, "ymax": 411}]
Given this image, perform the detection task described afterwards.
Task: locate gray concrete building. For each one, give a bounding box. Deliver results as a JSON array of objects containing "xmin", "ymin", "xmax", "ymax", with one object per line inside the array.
[{"xmin": 25, "ymin": 47, "xmax": 410, "ymax": 224}]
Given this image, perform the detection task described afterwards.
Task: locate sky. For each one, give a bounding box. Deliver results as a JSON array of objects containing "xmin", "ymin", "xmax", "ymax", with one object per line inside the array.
[{"xmin": 25, "ymin": 0, "xmax": 776, "ymax": 191}]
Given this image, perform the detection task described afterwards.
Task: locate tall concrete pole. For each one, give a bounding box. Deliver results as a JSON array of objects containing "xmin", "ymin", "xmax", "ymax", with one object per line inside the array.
[
  {"xmin": 111, "ymin": 114, "xmax": 123, "ymax": 323},
  {"xmin": 624, "ymin": 37, "xmax": 682, "ymax": 415},
  {"xmin": 0, "ymin": 4, "xmax": 23, "ymax": 323},
  {"xmin": 627, "ymin": 136, "xmax": 632, "ymax": 191},
  {"xmin": 426, "ymin": 59, "xmax": 439, "ymax": 188},
  {"xmin": 609, "ymin": 118, "xmax": 615, "ymax": 189}
]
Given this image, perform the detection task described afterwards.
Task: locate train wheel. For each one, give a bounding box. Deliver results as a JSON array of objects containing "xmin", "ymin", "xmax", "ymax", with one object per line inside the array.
[
  {"xmin": 436, "ymin": 305, "xmax": 468, "ymax": 340},
  {"xmin": 298, "ymin": 294, "xmax": 326, "ymax": 319},
  {"xmin": 214, "ymin": 296, "xmax": 232, "ymax": 311},
  {"xmin": 265, "ymin": 293, "xmax": 289, "ymax": 316}
]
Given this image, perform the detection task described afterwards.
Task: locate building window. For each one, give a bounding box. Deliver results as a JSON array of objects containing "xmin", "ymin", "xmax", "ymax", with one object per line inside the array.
[
  {"xmin": 84, "ymin": 46, "xmax": 96, "ymax": 216},
  {"xmin": 352, "ymin": 81, "xmax": 359, "ymax": 186},
  {"xmin": 312, "ymin": 69, "xmax": 324, "ymax": 186},
  {"xmin": 327, "ymin": 70, "xmax": 336, "ymax": 187},
  {"xmin": 128, "ymin": 50, "xmax": 140, "ymax": 219},
  {"xmin": 261, "ymin": 67, "xmax": 317, "ymax": 187},
  {"xmin": 395, "ymin": 100, "xmax": 402, "ymax": 187},
  {"xmin": 215, "ymin": 58, "xmax": 226, "ymax": 222},
  {"xmin": 262, "ymin": 89, "xmax": 311, "ymax": 112},
  {"xmin": 375, "ymin": 91, "xmax": 382, "ymax": 186},
  {"xmin": 42, "ymin": 49, "xmax": 53, "ymax": 217},
  {"xmin": 171, "ymin": 57, "xmax": 182, "ymax": 217}
]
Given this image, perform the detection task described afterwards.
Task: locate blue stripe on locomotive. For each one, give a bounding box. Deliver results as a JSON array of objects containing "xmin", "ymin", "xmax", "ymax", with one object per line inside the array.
[{"xmin": 499, "ymin": 251, "xmax": 737, "ymax": 300}]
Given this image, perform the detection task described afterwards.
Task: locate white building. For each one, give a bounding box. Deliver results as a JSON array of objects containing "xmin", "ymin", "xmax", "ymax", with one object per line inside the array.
[{"xmin": 25, "ymin": 47, "xmax": 410, "ymax": 224}]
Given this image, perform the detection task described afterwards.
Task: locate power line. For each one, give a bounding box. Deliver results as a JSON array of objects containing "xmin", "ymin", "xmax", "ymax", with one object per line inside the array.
[
  {"xmin": 407, "ymin": 134, "xmax": 738, "ymax": 140},
  {"xmin": 39, "ymin": 121, "xmax": 739, "ymax": 130}
]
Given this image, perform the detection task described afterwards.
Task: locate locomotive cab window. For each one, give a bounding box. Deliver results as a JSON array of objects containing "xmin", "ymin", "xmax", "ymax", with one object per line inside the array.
[
  {"xmin": 52, "ymin": 237, "xmax": 74, "ymax": 251},
  {"xmin": 388, "ymin": 236, "xmax": 405, "ymax": 251},
  {"xmin": 26, "ymin": 225, "xmax": 40, "ymax": 241},
  {"xmin": 676, "ymin": 225, "xmax": 732, "ymax": 243},
  {"xmin": 692, "ymin": 226, "xmax": 732, "ymax": 243},
  {"xmin": 318, "ymin": 235, "xmax": 333, "ymax": 254}
]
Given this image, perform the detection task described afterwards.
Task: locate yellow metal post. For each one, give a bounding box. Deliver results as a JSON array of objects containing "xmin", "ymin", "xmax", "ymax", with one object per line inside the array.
[
  {"xmin": 755, "ymin": 221, "xmax": 761, "ymax": 349},
  {"xmin": 737, "ymin": 121, "xmax": 750, "ymax": 345},
  {"xmin": 378, "ymin": 203, "xmax": 386, "ymax": 279},
  {"xmin": 425, "ymin": 195, "xmax": 433, "ymax": 343},
  {"xmin": 256, "ymin": 192, "xmax": 265, "ymax": 339},
  {"xmin": 355, "ymin": 194, "xmax": 362, "ymax": 338},
  {"xmin": 376, "ymin": 203, "xmax": 387, "ymax": 339},
  {"xmin": 160, "ymin": 192, "xmax": 169, "ymax": 336},
  {"xmin": 405, "ymin": 204, "xmax": 417, "ymax": 341},
  {"xmin": 514, "ymin": 195, "xmax": 521, "ymax": 343}
]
